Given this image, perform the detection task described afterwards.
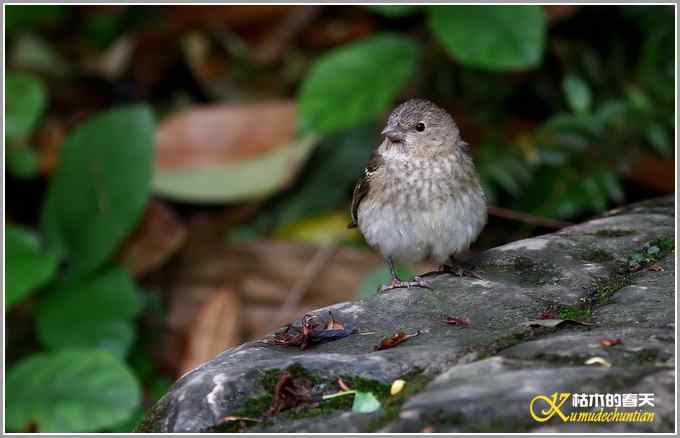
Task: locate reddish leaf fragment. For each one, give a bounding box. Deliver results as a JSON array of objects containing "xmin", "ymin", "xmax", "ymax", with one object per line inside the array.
[
  {"xmin": 271, "ymin": 326, "xmax": 306, "ymax": 348},
  {"xmin": 648, "ymin": 264, "xmax": 664, "ymax": 272},
  {"xmin": 271, "ymin": 313, "xmax": 354, "ymax": 350},
  {"xmin": 265, "ymin": 372, "xmax": 314, "ymax": 417},
  {"xmin": 337, "ymin": 377, "xmax": 351, "ymax": 392},
  {"xmin": 537, "ymin": 311, "xmax": 555, "ymax": 320},
  {"xmin": 374, "ymin": 330, "xmax": 420, "ymax": 351},
  {"xmin": 442, "ymin": 316, "xmax": 472, "ymax": 327},
  {"xmin": 600, "ymin": 338, "xmax": 622, "ymax": 347},
  {"xmin": 537, "ymin": 305, "xmax": 559, "ymax": 320},
  {"xmin": 271, "ymin": 314, "xmax": 317, "ymax": 349}
]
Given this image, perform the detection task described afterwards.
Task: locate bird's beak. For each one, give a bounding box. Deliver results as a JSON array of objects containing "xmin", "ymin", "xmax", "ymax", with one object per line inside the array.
[{"xmin": 381, "ymin": 126, "xmax": 405, "ymax": 142}]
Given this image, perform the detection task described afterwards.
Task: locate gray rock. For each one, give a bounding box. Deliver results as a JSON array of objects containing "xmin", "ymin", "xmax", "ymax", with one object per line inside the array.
[
  {"xmin": 385, "ymin": 357, "xmax": 654, "ymax": 433},
  {"xmin": 138, "ymin": 197, "xmax": 675, "ymax": 433}
]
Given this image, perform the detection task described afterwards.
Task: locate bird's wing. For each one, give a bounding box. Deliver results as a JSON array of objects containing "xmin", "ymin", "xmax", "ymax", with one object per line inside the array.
[{"xmin": 349, "ymin": 151, "xmax": 382, "ymax": 229}]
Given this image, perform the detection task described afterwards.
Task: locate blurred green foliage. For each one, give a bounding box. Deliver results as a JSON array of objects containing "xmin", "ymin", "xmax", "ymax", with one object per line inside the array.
[
  {"xmin": 297, "ymin": 4, "xmax": 674, "ymax": 222},
  {"xmin": 6, "ymin": 225, "xmax": 58, "ymax": 308},
  {"xmin": 428, "ymin": 6, "xmax": 546, "ymax": 70},
  {"xmin": 6, "ymin": 349, "xmax": 141, "ymax": 432},
  {"xmin": 5, "ymin": 5, "xmax": 67, "ymax": 34},
  {"xmin": 5, "ymin": 75, "xmax": 155, "ymax": 429},
  {"xmin": 36, "ymin": 268, "xmax": 144, "ymax": 357},
  {"xmin": 41, "ymin": 106, "xmax": 154, "ymax": 276},
  {"xmin": 6, "ymin": 72, "xmax": 47, "ymax": 141},
  {"xmin": 5, "ymin": 72, "xmax": 47, "ymax": 178},
  {"xmin": 4, "ymin": 4, "xmax": 675, "ymax": 433},
  {"xmin": 300, "ymin": 33, "xmax": 420, "ymax": 133}
]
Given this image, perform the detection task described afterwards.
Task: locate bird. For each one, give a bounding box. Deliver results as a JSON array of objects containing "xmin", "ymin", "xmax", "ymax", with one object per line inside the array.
[{"xmin": 349, "ymin": 99, "xmax": 487, "ymax": 293}]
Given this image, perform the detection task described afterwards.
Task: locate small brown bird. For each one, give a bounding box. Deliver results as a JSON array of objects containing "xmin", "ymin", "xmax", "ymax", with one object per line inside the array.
[{"xmin": 349, "ymin": 99, "xmax": 487, "ymax": 293}]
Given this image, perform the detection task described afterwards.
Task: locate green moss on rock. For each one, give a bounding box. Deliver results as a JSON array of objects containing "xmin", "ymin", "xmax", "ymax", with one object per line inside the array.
[
  {"xmin": 365, "ymin": 372, "xmax": 433, "ymax": 432},
  {"xmin": 207, "ymin": 364, "xmax": 432, "ymax": 433},
  {"xmin": 590, "ymin": 228, "xmax": 637, "ymax": 238},
  {"xmin": 580, "ymin": 248, "xmax": 614, "ymax": 263}
]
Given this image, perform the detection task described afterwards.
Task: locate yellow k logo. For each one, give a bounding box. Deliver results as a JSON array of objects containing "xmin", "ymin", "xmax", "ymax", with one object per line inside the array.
[{"xmin": 530, "ymin": 392, "xmax": 571, "ymax": 422}]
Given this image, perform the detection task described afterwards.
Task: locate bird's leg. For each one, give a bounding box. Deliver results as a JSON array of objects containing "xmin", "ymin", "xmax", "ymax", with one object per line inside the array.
[{"xmin": 378, "ymin": 257, "xmax": 432, "ymax": 293}]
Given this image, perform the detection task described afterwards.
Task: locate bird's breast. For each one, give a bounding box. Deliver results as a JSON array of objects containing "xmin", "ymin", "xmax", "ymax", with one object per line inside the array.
[{"xmin": 357, "ymin": 155, "xmax": 487, "ymax": 263}]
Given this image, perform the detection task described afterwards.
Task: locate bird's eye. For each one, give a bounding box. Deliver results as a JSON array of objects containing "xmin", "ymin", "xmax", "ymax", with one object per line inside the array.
[{"xmin": 415, "ymin": 122, "xmax": 426, "ymax": 132}]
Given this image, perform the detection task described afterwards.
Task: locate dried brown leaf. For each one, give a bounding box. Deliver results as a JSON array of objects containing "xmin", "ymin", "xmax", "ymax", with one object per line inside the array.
[
  {"xmin": 271, "ymin": 312, "xmax": 354, "ymax": 350},
  {"xmin": 265, "ymin": 372, "xmax": 314, "ymax": 417},
  {"xmin": 155, "ymin": 101, "xmax": 296, "ymax": 169},
  {"xmin": 271, "ymin": 314, "xmax": 317, "ymax": 350},
  {"xmin": 117, "ymin": 198, "xmax": 187, "ymax": 276},
  {"xmin": 373, "ymin": 330, "xmax": 420, "ymax": 351},
  {"xmin": 180, "ymin": 288, "xmax": 241, "ymax": 374}
]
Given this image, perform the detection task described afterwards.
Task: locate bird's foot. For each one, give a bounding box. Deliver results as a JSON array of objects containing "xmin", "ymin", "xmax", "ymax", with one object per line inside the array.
[{"xmin": 378, "ymin": 275, "xmax": 432, "ymax": 293}]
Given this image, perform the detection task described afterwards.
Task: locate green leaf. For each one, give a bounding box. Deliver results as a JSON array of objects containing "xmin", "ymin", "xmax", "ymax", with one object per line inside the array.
[
  {"xmin": 110, "ymin": 406, "xmax": 145, "ymax": 433},
  {"xmin": 41, "ymin": 105, "xmax": 155, "ymax": 276},
  {"xmin": 595, "ymin": 168, "xmax": 624, "ymax": 203},
  {"xmin": 357, "ymin": 264, "xmax": 414, "ymax": 299},
  {"xmin": 562, "ymin": 74, "xmax": 592, "ymax": 113},
  {"xmin": 364, "ymin": 5, "xmax": 421, "ymax": 17},
  {"xmin": 299, "ymin": 33, "xmax": 419, "ymax": 133},
  {"xmin": 352, "ymin": 391, "xmax": 381, "ymax": 413},
  {"xmin": 6, "ymin": 146, "xmax": 40, "ymax": 179},
  {"xmin": 36, "ymin": 267, "xmax": 144, "ymax": 357},
  {"xmin": 6, "ymin": 349, "xmax": 141, "ymax": 432},
  {"xmin": 6, "ymin": 71, "xmax": 47, "ymax": 140},
  {"xmin": 428, "ymin": 6, "xmax": 546, "ymax": 71},
  {"xmin": 6, "ymin": 225, "xmax": 59, "ymax": 310},
  {"xmin": 593, "ymin": 99, "xmax": 629, "ymax": 129},
  {"xmin": 5, "ymin": 5, "xmax": 67, "ymax": 33},
  {"xmin": 626, "ymin": 86, "xmax": 652, "ymax": 112},
  {"xmin": 645, "ymin": 121, "xmax": 672, "ymax": 155}
]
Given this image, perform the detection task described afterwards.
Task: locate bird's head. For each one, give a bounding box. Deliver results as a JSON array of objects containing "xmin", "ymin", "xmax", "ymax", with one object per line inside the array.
[{"xmin": 380, "ymin": 99, "xmax": 461, "ymax": 157}]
